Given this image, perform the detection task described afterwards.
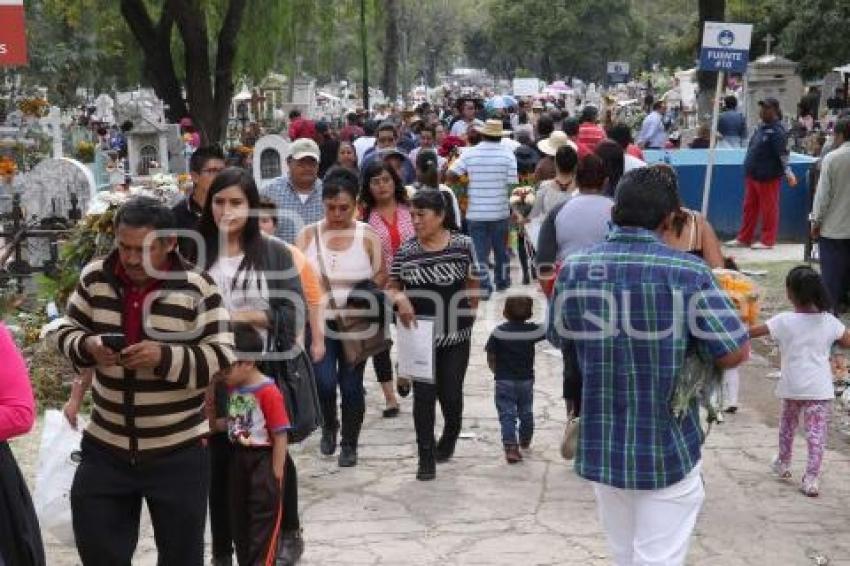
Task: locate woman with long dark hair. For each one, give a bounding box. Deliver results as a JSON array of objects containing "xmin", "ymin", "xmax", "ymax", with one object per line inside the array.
[
  {"xmin": 359, "ymin": 160, "xmax": 412, "ymax": 414},
  {"xmin": 296, "ymin": 167, "xmax": 385, "ymax": 468},
  {"xmin": 197, "ymin": 167, "xmax": 307, "ymax": 565},
  {"xmin": 387, "ymin": 189, "xmax": 478, "ymax": 481},
  {"xmin": 594, "ymin": 139, "xmax": 625, "ymax": 197}
]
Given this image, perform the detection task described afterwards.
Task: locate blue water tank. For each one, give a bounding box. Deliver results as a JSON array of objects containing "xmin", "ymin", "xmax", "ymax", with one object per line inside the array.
[{"xmin": 642, "ymin": 149, "xmax": 817, "ymax": 241}]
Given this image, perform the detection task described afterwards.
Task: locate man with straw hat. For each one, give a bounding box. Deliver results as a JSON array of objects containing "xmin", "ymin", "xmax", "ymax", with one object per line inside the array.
[
  {"xmin": 535, "ymin": 130, "xmax": 578, "ymax": 183},
  {"xmin": 448, "ymin": 119, "xmax": 518, "ymax": 298}
]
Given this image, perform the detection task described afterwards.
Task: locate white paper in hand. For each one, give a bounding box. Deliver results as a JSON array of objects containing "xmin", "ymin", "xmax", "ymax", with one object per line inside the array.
[
  {"xmin": 396, "ymin": 318, "xmax": 435, "ymax": 383},
  {"xmin": 33, "ymin": 409, "xmax": 83, "ymax": 546}
]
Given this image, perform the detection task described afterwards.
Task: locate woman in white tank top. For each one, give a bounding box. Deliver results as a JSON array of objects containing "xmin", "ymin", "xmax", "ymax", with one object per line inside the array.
[{"xmin": 295, "ymin": 167, "xmax": 384, "ymax": 468}]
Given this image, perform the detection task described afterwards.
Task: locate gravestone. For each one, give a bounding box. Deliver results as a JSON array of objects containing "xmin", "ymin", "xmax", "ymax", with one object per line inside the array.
[
  {"xmin": 10, "ymin": 158, "xmax": 96, "ymax": 268},
  {"xmin": 745, "ymin": 54, "xmax": 803, "ymax": 132},
  {"xmin": 38, "ymin": 106, "xmax": 63, "ymax": 158},
  {"xmin": 92, "ymin": 93, "xmax": 115, "ymax": 125},
  {"xmin": 252, "ymin": 135, "xmax": 289, "ymax": 190}
]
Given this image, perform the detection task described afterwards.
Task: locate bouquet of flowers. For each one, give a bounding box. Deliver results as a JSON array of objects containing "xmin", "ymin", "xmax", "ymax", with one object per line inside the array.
[
  {"xmin": 0, "ymin": 155, "xmax": 18, "ymax": 183},
  {"xmin": 509, "ymin": 185, "xmax": 535, "ymax": 217},
  {"xmin": 713, "ymin": 268, "xmax": 760, "ymax": 325}
]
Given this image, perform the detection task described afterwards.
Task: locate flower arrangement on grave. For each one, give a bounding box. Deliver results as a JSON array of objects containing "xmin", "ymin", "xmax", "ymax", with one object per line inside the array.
[
  {"xmin": 75, "ymin": 140, "xmax": 95, "ymax": 163},
  {"xmin": 0, "ymin": 155, "xmax": 18, "ymax": 183},
  {"xmin": 509, "ymin": 185, "xmax": 535, "ymax": 217},
  {"xmin": 17, "ymin": 97, "xmax": 49, "ymax": 118}
]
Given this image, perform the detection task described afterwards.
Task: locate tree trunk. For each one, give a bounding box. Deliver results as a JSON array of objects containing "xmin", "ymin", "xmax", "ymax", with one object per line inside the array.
[
  {"xmin": 382, "ymin": 0, "xmax": 400, "ymax": 104},
  {"xmin": 122, "ymin": 0, "xmax": 246, "ymax": 145},
  {"xmin": 696, "ymin": 0, "xmax": 726, "ymax": 120},
  {"xmin": 120, "ymin": 0, "xmax": 187, "ymax": 123},
  {"xmin": 360, "ymin": 0, "xmax": 370, "ymax": 110}
]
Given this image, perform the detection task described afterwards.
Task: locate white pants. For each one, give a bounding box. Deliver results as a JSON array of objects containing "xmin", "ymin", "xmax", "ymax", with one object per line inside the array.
[
  {"xmin": 592, "ymin": 462, "xmax": 705, "ymax": 566},
  {"xmin": 723, "ymin": 368, "xmax": 740, "ymax": 408}
]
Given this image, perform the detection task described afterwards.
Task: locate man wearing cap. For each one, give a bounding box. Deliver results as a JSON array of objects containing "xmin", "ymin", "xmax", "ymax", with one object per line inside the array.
[
  {"xmin": 637, "ymin": 100, "xmax": 668, "ymax": 150},
  {"xmin": 448, "ymin": 119, "xmax": 519, "ymax": 297},
  {"xmin": 262, "ymin": 138, "xmax": 324, "ymax": 244},
  {"xmin": 361, "ymin": 121, "xmax": 416, "ymax": 183},
  {"xmin": 727, "ymin": 97, "xmax": 796, "ymax": 250}
]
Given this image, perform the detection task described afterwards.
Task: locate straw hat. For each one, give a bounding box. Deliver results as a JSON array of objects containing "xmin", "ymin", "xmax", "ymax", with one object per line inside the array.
[
  {"xmin": 537, "ymin": 130, "xmax": 578, "ymax": 156},
  {"xmin": 473, "ymin": 119, "xmax": 509, "ymax": 138}
]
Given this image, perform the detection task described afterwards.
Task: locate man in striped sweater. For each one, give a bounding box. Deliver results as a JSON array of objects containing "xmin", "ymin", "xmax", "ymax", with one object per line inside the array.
[{"xmin": 51, "ymin": 197, "xmax": 234, "ymax": 566}]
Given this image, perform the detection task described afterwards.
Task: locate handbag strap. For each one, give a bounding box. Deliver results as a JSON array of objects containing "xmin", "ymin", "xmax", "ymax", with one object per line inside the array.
[{"xmin": 313, "ymin": 224, "xmax": 341, "ymax": 311}]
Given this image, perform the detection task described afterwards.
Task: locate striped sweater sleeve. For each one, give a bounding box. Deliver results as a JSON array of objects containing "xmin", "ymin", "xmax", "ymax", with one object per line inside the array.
[
  {"xmin": 52, "ymin": 263, "xmax": 99, "ymax": 368},
  {"xmin": 154, "ymin": 273, "xmax": 235, "ymax": 389}
]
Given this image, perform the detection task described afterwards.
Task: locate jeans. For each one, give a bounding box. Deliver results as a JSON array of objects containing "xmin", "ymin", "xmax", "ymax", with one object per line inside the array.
[
  {"xmin": 494, "ymin": 379, "xmax": 534, "ymax": 445},
  {"xmin": 468, "ymin": 219, "xmax": 511, "ymax": 293},
  {"xmin": 817, "ymin": 237, "xmax": 850, "ymax": 311},
  {"xmin": 412, "ymin": 340, "xmax": 471, "ymax": 449},
  {"xmin": 71, "ymin": 438, "xmax": 209, "ymax": 566},
  {"xmin": 308, "ymin": 330, "xmax": 367, "ymax": 414}
]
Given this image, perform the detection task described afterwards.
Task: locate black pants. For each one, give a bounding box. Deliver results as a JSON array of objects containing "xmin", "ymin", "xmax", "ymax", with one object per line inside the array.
[
  {"xmin": 412, "ymin": 340, "xmax": 471, "ymax": 448},
  {"xmin": 818, "ymin": 237, "xmax": 850, "ymax": 312},
  {"xmin": 209, "ymin": 435, "xmax": 300, "ymax": 560},
  {"xmin": 372, "ymin": 348, "xmax": 393, "ymax": 383},
  {"xmin": 516, "ymin": 230, "xmax": 534, "ymax": 283},
  {"xmin": 71, "ymin": 438, "xmax": 209, "ymax": 566},
  {"xmin": 562, "ymin": 342, "xmax": 582, "ymax": 415},
  {"xmin": 209, "ymin": 433, "xmax": 233, "ymax": 559},
  {"xmin": 229, "ymin": 448, "xmax": 283, "ymax": 566},
  {"xmin": 0, "ymin": 442, "xmax": 45, "ymax": 566}
]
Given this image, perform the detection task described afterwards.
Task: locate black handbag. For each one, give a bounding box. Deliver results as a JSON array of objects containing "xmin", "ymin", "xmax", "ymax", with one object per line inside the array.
[{"xmin": 263, "ymin": 308, "xmax": 323, "ymax": 443}]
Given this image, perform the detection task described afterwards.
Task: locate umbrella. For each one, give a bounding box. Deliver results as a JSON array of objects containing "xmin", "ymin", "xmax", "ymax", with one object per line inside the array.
[
  {"xmin": 485, "ymin": 94, "xmax": 518, "ymax": 111},
  {"xmin": 547, "ymin": 80, "xmax": 570, "ymax": 93}
]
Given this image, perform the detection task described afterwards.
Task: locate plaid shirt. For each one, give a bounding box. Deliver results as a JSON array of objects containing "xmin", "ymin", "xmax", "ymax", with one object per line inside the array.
[
  {"xmin": 554, "ymin": 226, "xmax": 747, "ymax": 490},
  {"xmin": 261, "ymin": 176, "xmax": 324, "ymax": 244}
]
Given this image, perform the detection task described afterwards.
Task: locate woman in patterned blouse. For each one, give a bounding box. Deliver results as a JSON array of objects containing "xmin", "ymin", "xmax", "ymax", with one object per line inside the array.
[
  {"xmin": 359, "ymin": 160, "xmax": 414, "ymax": 416},
  {"xmin": 387, "ymin": 189, "xmax": 480, "ymax": 481}
]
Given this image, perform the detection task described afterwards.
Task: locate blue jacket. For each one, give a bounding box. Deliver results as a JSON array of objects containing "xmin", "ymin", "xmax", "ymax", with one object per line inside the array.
[
  {"xmin": 744, "ymin": 120, "xmax": 788, "ymax": 181},
  {"xmin": 717, "ymin": 110, "xmax": 747, "ymax": 141}
]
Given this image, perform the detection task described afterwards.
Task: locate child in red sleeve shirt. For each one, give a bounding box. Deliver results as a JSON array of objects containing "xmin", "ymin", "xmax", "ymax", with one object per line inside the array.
[{"xmin": 221, "ymin": 323, "xmax": 291, "ymax": 566}]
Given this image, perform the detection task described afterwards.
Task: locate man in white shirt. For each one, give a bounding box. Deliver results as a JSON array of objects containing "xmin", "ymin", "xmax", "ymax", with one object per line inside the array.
[
  {"xmin": 353, "ymin": 120, "xmax": 378, "ymax": 168},
  {"xmin": 811, "ymin": 118, "xmax": 850, "ymax": 311},
  {"xmin": 637, "ymin": 100, "xmax": 668, "ymax": 150},
  {"xmin": 447, "ymin": 119, "xmax": 518, "ymax": 297},
  {"xmin": 450, "ymin": 99, "xmax": 477, "ymax": 138}
]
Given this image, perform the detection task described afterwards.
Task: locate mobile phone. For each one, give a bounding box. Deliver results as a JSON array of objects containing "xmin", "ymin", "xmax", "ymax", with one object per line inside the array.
[{"xmin": 100, "ymin": 333, "xmax": 127, "ymax": 353}]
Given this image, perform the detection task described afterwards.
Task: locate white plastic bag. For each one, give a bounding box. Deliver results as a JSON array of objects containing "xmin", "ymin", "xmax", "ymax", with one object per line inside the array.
[{"xmin": 32, "ymin": 409, "xmax": 83, "ymax": 546}]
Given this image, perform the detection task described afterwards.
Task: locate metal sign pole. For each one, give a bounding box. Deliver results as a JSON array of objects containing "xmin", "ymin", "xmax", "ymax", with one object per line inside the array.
[{"xmin": 701, "ymin": 71, "xmax": 724, "ymax": 216}]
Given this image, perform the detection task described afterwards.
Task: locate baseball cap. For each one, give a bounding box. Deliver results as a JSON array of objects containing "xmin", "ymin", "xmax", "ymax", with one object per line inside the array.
[{"xmin": 289, "ymin": 138, "xmax": 320, "ymax": 161}]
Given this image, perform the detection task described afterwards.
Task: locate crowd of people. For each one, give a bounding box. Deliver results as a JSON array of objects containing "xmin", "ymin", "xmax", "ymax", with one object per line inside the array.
[{"xmin": 1, "ymin": 89, "xmax": 849, "ymax": 566}]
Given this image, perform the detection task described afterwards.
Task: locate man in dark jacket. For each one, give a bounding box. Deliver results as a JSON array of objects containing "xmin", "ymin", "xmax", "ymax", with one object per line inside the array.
[
  {"xmin": 727, "ymin": 98, "xmax": 797, "ymax": 249},
  {"xmin": 172, "ymin": 146, "xmax": 225, "ymax": 262}
]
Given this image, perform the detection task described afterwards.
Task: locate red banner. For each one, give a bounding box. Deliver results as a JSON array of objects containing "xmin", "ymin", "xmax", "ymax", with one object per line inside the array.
[{"xmin": 0, "ymin": 1, "xmax": 28, "ymax": 67}]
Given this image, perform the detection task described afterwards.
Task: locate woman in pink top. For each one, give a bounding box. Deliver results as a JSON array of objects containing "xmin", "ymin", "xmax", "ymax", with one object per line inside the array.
[
  {"xmin": 0, "ymin": 323, "xmax": 45, "ymax": 565},
  {"xmin": 359, "ymin": 160, "xmax": 415, "ymax": 416}
]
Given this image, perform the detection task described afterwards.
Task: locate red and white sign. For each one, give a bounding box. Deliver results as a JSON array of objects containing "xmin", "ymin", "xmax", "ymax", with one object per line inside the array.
[{"xmin": 0, "ymin": 0, "xmax": 28, "ymax": 67}]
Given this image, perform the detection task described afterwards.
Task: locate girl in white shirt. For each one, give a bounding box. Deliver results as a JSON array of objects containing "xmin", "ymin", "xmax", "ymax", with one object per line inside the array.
[{"xmin": 750, "ymin": 266, "xmax": 850, "ymax": 497}]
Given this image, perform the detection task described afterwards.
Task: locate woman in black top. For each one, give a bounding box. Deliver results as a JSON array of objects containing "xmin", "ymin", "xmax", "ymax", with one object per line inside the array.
[{"xmin": 387, "ymin": 189, "xmax": 479, "ymax": 481}]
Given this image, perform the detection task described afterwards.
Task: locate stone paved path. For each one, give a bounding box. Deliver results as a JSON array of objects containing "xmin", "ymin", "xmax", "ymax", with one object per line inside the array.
[{"xmin": 13, "ymin": 246, "xmax": 850, "ymax": 565}]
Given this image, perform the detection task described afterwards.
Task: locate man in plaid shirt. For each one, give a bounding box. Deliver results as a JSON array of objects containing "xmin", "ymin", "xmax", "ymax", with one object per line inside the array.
[
  {"xmin": 554, "ymin": 167, "xmax": 749, "ymax": 565},
  {"xmin": 262, "ymin": 138, "xmax": 324, "ymax": 244}
]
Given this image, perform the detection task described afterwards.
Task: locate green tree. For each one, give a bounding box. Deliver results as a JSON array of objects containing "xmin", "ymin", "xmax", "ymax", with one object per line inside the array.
[{"xmin": 777, "ymin": 0, "xmax": 850, "ymax": 79}]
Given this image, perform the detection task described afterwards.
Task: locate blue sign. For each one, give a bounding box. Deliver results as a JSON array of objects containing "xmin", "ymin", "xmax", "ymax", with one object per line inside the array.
[{"xmin": 699, "ymin": 22, "xmax": 753, "ymax": 73}]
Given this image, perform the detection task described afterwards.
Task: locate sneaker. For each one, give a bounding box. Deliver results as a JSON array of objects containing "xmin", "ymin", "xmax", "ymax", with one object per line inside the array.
[
  {"xmin": 751, "ymin": 242, "xmax": 773, "ymax": 250},
  {"xmin": 504, "ymin": 444, "xmax": 523, "ymax": 464},
  {"xmin": 801, "ymin": 477, "xmax": 819, "ymax": 497},
  {"xmin": 725, "ymin": 239, "xmax": 747, "ymax": 247},
  {"xmin": 770, "ymin": 456, "xmax": 792, "ymax": 479}
]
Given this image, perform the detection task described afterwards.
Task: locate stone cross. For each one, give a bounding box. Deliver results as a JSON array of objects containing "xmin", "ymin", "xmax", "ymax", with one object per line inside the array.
[{"xmin": 764, "ymin": 34, "xmax": 774, "ymax": 56}]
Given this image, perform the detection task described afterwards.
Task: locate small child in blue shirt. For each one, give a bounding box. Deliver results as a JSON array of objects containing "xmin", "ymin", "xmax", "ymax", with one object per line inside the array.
[{"xmin": 485, "ymin": 295, "xmax": 545, "ymax": 463}]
